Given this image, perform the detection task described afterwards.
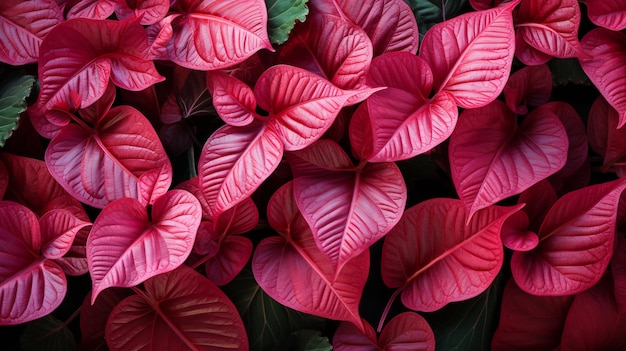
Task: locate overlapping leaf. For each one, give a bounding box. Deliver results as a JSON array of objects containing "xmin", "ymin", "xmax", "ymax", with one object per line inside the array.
[
  {"xmin": 66, "ymin": 0, "xmax": 116, "ymax": 20},
  {"xmin": 39, "ymin": 209, "xmax": 91, "ymax": 260},
  {"xmin": 543, "ymin": 102, "xmax": 588, "ymax": 178},
  {"xmin": 587, "ymin": 96, "xmax": 626, "ymax": 176},
  {"xmin": 114, "ymin": 0, "xmax": 169, "ymax": 25},
  {"xmin": 265, "ymin": 0, "xmax": 309, "ymax": 45},
  {"xmin": 80, "ymin": 289, "xmax": 133, "ymax": 350},
  {"xmin": 613, "ymin": 237, "xmax": 626, "ymax": 312},
  {"xmin": 503, "ymin": 64, "xmax": 552, "ymax": 115},
  {"xmin": 206, "ymin": 71, "xmax": 258, "ymax": 127},
  {"xmin": 584, "ymin": 0, "xmax": 626, "ymax": 31}
]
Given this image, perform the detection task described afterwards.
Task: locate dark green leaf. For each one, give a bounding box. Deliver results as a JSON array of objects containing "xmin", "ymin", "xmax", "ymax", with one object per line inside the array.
[
  {"xmin": 404, "ymin": 0, "xmax": 470, "ymax": 40},
  {"xmin": 20, "ymin": 315, "xmax": 77, "ymax": 351},
  {"xmin": 223, "ymin": 268, "xmax": 326, "ymax": 351},
  {"xmin": 289, "ymin": 330, "xmax": 332, "ymax": 351},
  {"xmin": 265, "ymin": 0, "xmax": 309, "ymax": 45},
  {"xmin": 548, "ymin": 58, "xmax": 591, "ymax": 87},
  {"xmin": 0, "ymin": 72, "xmax": 35, "ymax": 147}
]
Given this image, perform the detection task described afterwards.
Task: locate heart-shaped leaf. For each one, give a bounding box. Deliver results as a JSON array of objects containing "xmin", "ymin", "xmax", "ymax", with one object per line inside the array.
[
  {"xmin": 503, "ymin": 64, "xmax": 552, "ymax": 115},
  {"xmin": 66, "ymin": 0, "xmax": 116, "ymax": 20},
  {"xmin": 0, "ymin": 159, "xmax": 6, "ymax": 199},
  {"xmin": 449, "ymin": 100, "xmax": 568, "ymax": 220},
  {"xmin": 543, "ymin": 102, "xmax": 588, "ymax": 178},
  {"xmin": 204, "ymin": 236, "xmax": 253, "ymax": 286},
  {"xmin": 419, "ymin": 1, "xmax": 518, "ymax": 108},
  {"xmin": 40, "ymin": 209, "xmax": 91, "ymax": 260},
  {"xmin": 514, "ymin": 31, "xmax": 553, "ymax": 65},
  {"xmin": 206, "ymin": 71, "xmax": 258, "ymax": 127},
  {"xmin": 511, "ymin": 176, "xmax": 626, "ymax": 295},
  {"xmin": 381, "ymin": 198, "xmax": 521, "ymax": 312},
  {"xmin": 87, "ymin": 190, "xmax": 202, "ymax": 303},
  {"xmin": 584, "ymin": 0, "xmax": 626, "ymax": 31},
  {"xmin": 106, "ymin": 265, "xmax": 248, "ymax": 350}
]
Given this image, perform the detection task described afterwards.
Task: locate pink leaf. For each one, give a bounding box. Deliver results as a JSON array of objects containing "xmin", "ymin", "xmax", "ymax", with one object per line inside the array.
[
  {"xmin": 205, "ymin": 236, "xmax": 253, "ymax": 286},
  {"xmin": 515, "ymin": 0, "xmax": 587, "ymax": 59},
  {"xmin": 80, "ymin": 289, "xmax": 133, "ymax": 350},
  {"xmin": 613, "ymin": 237, "xmax": 626, "ymax": 312},
  {"xmin": 38, "ymin": 17, "xmax": 164, "ymax": 110},
  {"xmin": 45, "ymin": 106, "xmax": 172, "ymax": 208},
  {"xmin": 0, "ymin": 0, "xmax": 64, "ymax": 65},
  {"xmin": 115, "ymin": 0, "xmax": 169, "ymax": 25},
  {"xmin": 419, "ymin": 1, "xmax": 518, "ymax": 108},
  {"xmin": 449, "ymin": 100, "xmax": 568, "ymax": 219},
  {"xmin": 106, "ymin": 265, "xmax": 248, "ymax": 350},
  {"xmin": 252, "ymin": 182, "xmax": 368, "ymax": 328},
  {"xmin": 159, "ymin": 0, "xmax": 273, "ymax": 70},
  {"xmin": 0, "ymin": 158, "xmax": 7, "ymax": 199},
  {"xmin": 349, "ymin": 52, "xmax": 458, "ymax": 162},
  {"xmin": 514, "ymin": 31, "xmax": 553, "ymax": 65},
  {"xmin": 503, "ymin": 64, "xmax": 552, "ymax": 115},
  {"xmin": 491, "ymin": 278, "xmax": 573, "ymax": 350},
  {"xmin": 87, "ymin": 190, "xmax": 202, "ymax": 303},
  {"xmin": 580, "ymin": 28, "xmax": 626, "ymax": 128},
  {"xmin": 0, "ymin": 201, "xmax": 66, "ymax": 325},
  {"xmin": 332, "ymin": 318, "xmax": 378, "ymax": 350},
  {"xmin": 54, "ymin": 227, "xmax": 89, "ymax": 276},
  {"xmin": 381, "ymin": 198, "xmax": 521, "ymax": 312},
  {"xmin": 501, "ymin": 210, "xmax": 539, "ymax": 252},
  {"xmin": 511, "ymin": 176, "xmax": 626, "ymax": 295},
  {"xmin": 586, "ymin": 96, "xmax": 626, "ymax": 176},
  {"xmin": 66, "ymin": 0, "xmax": 116, "ymax": 19},
  {"xmin": 518, "ymin": 180, "xmax": 558, "ymax": 231},
  {"xmin": 470, "ymin": 0, "xmax": 508, "ymax": 10},
  {"xmin": 206, "ymin": 71, "xmax": 257, "ymax": 127},
  {"xmin": 584, "ymin": 0, "xmax": 626, "ymax": 31},
  {"xmin": 543, "ymin": 102, "xmax": 588, "ymax": 178},
  {"xmin": 40, "ymin": 209, "xmax": 91, "ymax": 260}
]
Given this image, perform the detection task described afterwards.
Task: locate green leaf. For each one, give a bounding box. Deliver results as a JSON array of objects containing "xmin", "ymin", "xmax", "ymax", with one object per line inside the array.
[
  {"xmin": 289, "ymin": 330, "xmax": 332, "ymax": 351},
  {"xmin": 0, "ymin": 72, "xmax": 35, "ymax": 147},
  {"xmin": 223, "ymin": 268, "xmax": 326, "ymax": 351},
  {"xmin": 265, "ymin": 0, "xmax": 309, "ymax": 45},
  {"xmin": 404, "ymin": 0, "xmax": 470, "ymax": 40},
  {"xmin": 20, "ymin": 315, "xmax": 77, "ymax": 351}
]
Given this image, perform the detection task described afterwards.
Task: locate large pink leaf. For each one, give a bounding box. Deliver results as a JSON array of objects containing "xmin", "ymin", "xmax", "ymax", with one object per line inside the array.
[
  {"xmin": 0, "ymin": 201, "xmax": 66, "ymax": 325},
  {"xmin": 206, "ymin": 71, "xmax": 258, "ymax": 127},
  {"xmin": 580, "ymin": 28, "xmax": 626, "ymax": 128},
  {"xmin": 106, "ymin": 265, "xmax": 248, "ymax": 350},
  {"xmin": 115, "ymin": 0, "xmax": 169, "ymax": 25},
  {"xmin": 0, "ymin": 0, "xmax": 64, "ymax": 65},
  {"xmin": 491, "ymin": 278, "xmax": 573, "ymax": 350},
  {"xmin": 252, "ymin": 182, "xmax": 368, "ymax": 328},
  {"xmin": 515, "ymin": 0, "xmax": 586, "ymax": 60},
  {"xmin": 349, "ymin": 52, "xmax": 458, "ymax": 162},
  {"xmin": 45, "ymin": 105, "xmax": 172, "ymax": 208},
  {"xmin": 511, "ymin": 176, "xmax": 626, "ymax": 295},
  {"xmin": 66, "ymin": 0, "xmax": 116, "ymax": 20},
  {"xmin": 584, "ymin": 0, "xmax": 626, "ymax": 31},
  {"xmin": 288, "ymin": 140, "xmax": 406, "ymax": 272},
  {"xmin": 153, "ymin": 0, "xmax": 272, "ymax": 70},
  {"xmin": 503, "ymin": 64, "xmax": 552, "ymax": 115},
  {"xmin": 39, "ymin": 209, "xmax": 91, "ymax": 260},
  {"xmin": 38, "ymin": 17, "xmax": 164, "ymax": 110},
  {"xmin": 419, "ymin": 1, "xmax": 518, "ymax": 108},
  {"xmin": 543, "ymin": 102, "xmax": 588, "ymax": 178},
  {"xmin": 381, "ymin": 198, "xmax": 521, "ymax": 312},
  {"xmin": 449, "ymin": 100, "xmax": 568, "ymax": 219},
  {"xmin": 87, "ymin": 190, "xmax": 202, "ymax": 303}
]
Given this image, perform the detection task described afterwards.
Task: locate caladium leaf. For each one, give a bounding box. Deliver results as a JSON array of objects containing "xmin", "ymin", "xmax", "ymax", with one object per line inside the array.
[
  {"xmin": 66, "ymin": 0, "xmax": 116, "ymax": 20},
  {"xmin": 39, "ymin": 209, "xmax": 91, "ymax": 260},
  {"xmin": 205, "ymin": 236, "xmax": 253, "ymax": 286},
  {"xmin": 491, "ymin": 278, "xmax": 573, "ymax": 351},
  {"xmin": 206, "ymin": 71, "xmax": 258, "ymax": 127},
  {"xmin": 45, "ymin": 105, "xmax": 172, "ymax": 208},
  {"xmin": 543, "ymin": 102, "xmax": 588, "ymax": 178},
  {"xmin": 38, "ymin": 17, "xmax": 164, "ymax": 110},
  {"xmin": 252, "ymin": 182, "xmax": 368, "ymax": 328},
  {"xmin": 503, "ymin": 64, "xmax": 552, "ymax": 115},
  {"xmin": 449, "ymin": 100, "xmax": 568, "ymax": 220},
  {"xmin": 106, "ymin": 265, "xmax": 248, "ymax": 351},
  {"xmin": 349, "ymin": 52, "xmax": 458, "ymax": 162},
  {"xmin": 115, "ymin": 0, "xmax": 169, "ymax": 25},
  {"xmin": 0, "ymin": 201, "xmax": 66, "ymax": 325},
  {"xmin": 579, "ymin": 28, "xmax": 626, "ymax": 128},
  {"xmin": 54, "ymin": 226, "xmax": 89, "ymax": 276},
  {"xmin": 87, "ymin": 190, "xmax": 202, "ymax": 303},
  {"xmin": 514, "ymin": 31, "xmax": 553, "ymax": 65},
  {"xmin": 501, "ymin": 210, "xmax": 539, "ymax": 252},
  {"xmin": 511, "ymin": 176, "xmax": 626, "ymax": 296},
  {"xmin": 381, "ymin": 198, "xmax": 521, "ymax": 312},
  {"xmin": 419, "ymin": 1, "xmax": 518, "ymax": 108},
  {"xmin": 586, "ymin": 96, "xmax": 626, "ymax": 176},
  {"xmin": 515, "ymin": 0, "xmax": 587, "ymax": 60},
  {"xmin": 584, "ymin": 0, "xmax": 626, "ymax": 31},
  {"xmin": 0, "ymin": 0, "xmax": 64, "ymax": 65},
  {"xmin": 152, "ymin": 0, "xmax": 273, "ymax": 70}
]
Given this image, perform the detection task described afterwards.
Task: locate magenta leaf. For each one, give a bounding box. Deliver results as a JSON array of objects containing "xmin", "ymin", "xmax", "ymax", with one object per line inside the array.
[
  {"xmin": 584, "ymin": 0, "xmax": 626, "ymax": 31},
  {"xmin": 381, "ymin": 198, "xmax": 521, "ymax": 312},
  {"xmin": 38, "ymin": 17, "xmax": 164, "ymax": 110},
  {"xmin": 349, "ymin": 52, "xmax": 458, "ymax": 162},
  {"xmin": 80, "ymin": 289, "xmax": 133, "ymax": 350},
  {"xmin": 501, "ymin": 211, "xmax": 539, "ymax": 252},
  {"xmin": 613, "ymin": 237, "xmax": 626, "ymax": 312},
  {"xmin": 40, "ymin": 209, "xmax": 91, "ymax": 260},
  {"xmin": 543, "ymin": 102, "xmax": 588, "ymax": 178},
  {"xmin": 503, "ymin": 64, "xmax": 552, "ymax": 115},
  {"xmin": 66, "ymin": 0, "xmax": 116, "ymax": 20},
  {"xmin": 114, "ymin": 0, "xmax": 169, "ymax": 25},
  {"xmin": 54, "ymin": 227, "xmax": 89, "ymax": 276},
  {"xmin": 580, "ymin": 28, "xmax": 626, "ymax": 128},
  {"xmin": 586, "ymin": 96, "xmax": 626, "ymax": 176},
  {"xmin": 419, "ymin": 1, "xmax": 518, "ymax": 108},
  {"xmin": 511, "ymin": 176, "xmax": 626, "ymax": 296},
  {"xmin": 0, "ymin": 0, "xmax": 64, "ymax": 65},
  {"xmin": 332, "ymin": 318, "xmax": 378, "ymax": 350},
  {"xmin": 0, "ymin": 201, "xmax": 66, "ymax": 325},
  {"xmin": 518, "ymin": 180, "xmax": 558, "ymax": 231},
  {"xmin": 469, "ymin": 0, "xmax": 508, "ymax": 10},
  {"xmin": 153, "ymin": 0, "xmax": 273, "ymax": 70},
  {"xmin": 449, "ymin": 100, "xmax": 568, "ymax": 219},
  {"xmin": 105, "ymin": 265, "xmax": 248, "ymax": 350},
  {"xmin": 45, "ymin": 105, "xmax": 172, "ymax": 208},
  {"xmin": 514, "ymin": 31, "xmax": 553, "ymax": 65},
  {"xmin": 206, "ymin": 71, "xmax": 258, "ymax": 127},
  {"xmin": 0, "ymin": 158, "xmax": 7, "ymax": 199},
  {"xmin": 205, "ymin": 236, "xmax": 253, "ymax": 286},
  {"xmin": 252, "ymin": 182, "xmax": 368, "ymax": 328},
  {"xmin": 87, "ymin": 190, "xmax": 202, "ymax": 303}
]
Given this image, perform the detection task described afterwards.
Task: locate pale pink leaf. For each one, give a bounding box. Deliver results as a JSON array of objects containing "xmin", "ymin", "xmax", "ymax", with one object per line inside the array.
[
  {"xmin": 206, "ymin": 71, "xmax": 257, "ymax": 127},
  {"xmin": 87, "ymin": 190, "xmax": 202, "ymax": 303},
  {"xmin": 114, "ymin": 0, "xmax": 169, "ymax": 25},
  {"xmin": 584, "ymin": 0, "xmax": 626, "ymax": 31},
  {"xmin": 40, "ymin": 209, "xmax": 91, "ymax": 260},
  {"xmin": 504, "ymin": 64, "xmax": 552, "ymax": 115},
  {"xmin": 205, "ymin": 236, "xmax": 253, "ymax": 286},
  {"xmin": 66, "ymin": 0, "xmax": 116, "ymax": 19}
]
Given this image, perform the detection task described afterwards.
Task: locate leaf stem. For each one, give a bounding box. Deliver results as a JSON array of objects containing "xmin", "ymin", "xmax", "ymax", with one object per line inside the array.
[
  {"xmin": 187, "ymin": 146, "xmax": 197, "ymax": 178},
  {"xmin": 63, "ymin": 305, "xmax": 82, "ymax": 326},
  {"xmin": 377, "ymin": 288, "xmax": 402, "ymax": 333}
]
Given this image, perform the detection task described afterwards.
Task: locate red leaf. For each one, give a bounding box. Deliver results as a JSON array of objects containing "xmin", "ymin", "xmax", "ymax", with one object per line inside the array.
[
  {"xmin": 449, "ymin": 100, "xmax": 568, "ymax": 219},
  {"xmin": 0, "ymin": 0, "xmax": 64, "ymax": 65},
  {"xmin": 54, "ymin": 227, "xmax": 89, "ymax": 276},
  {"xmin": 514, "ymin": 31, "xmax": 553, "ymax": 65},
  {"xmin": 511, "ymin": 176, "xmax": 626, "ymax": 295},
  {"xmin": 39, "ymin": 17, "xmax": 164, "ymax": 110},
  {"xmin": 501, "ymin": 210, "xmax": 539, "ymax": 252},
  {"xmin": 503, "ymin": 64, "xmax": 552, "ymax": 115},
  {"xmin": 515, "ymin": 0, "xmax": 587, "ymax": 60},
  {"xmin": 66, "ymin": 0, "xmax": 116, "ymax": 20},
  {"xmin": 518, "ymin": 180, "xmax": 558, "ymax": 231},
  {"xmin": 106, "ymin": 265, "xmax": 248, "ymax": 350},
  {"xmin": 206, "ymin": 71, "xmax": 257, "ymax": 127},
  {"xmin": 0, "ymin": 201, "xmax": 66, "ymax": 325},
  {"xmin": 87, "ymin": 190, "xmax": 202, "ymax": 303},
  {"xmin": 580, "ymin": 28, "xmax": 626, "ymax": 128},
  {"xmin": 419, "ymin": 1, "xmax": 518, "ymax": 108},
  {"xmin": 543, "ymin": 102, "xmax": 588, "ymax": 178},
  {"xmin": 613, "ymin": 237, "xmax": 626, "ymax": 312},
  {"xmin": 252, "ymin": 182, "xmax": 368, "ymax": 328},
  {"xmin": 349, "ymin": 52, "xmax": 458, "ymax": 162},
  {"xmin": 582, "ymin": 0, "xmax": 626, "ymax": 31},
  {"xmin": 586, "ymin": 96, "xmax": 626, "ymax": 177},
  {"xmin": 332, "ymin": 318, "xmax": 378, "ymax": 350},
  {"xmin": 492, "ymin": 278, "xmax": 573, "ymax": 350},
  {"xmin": 40, "ymin": 209, "xmax": 91, "ymax": 260},
  {"xmin": 205, "ymin": 236, "xmax": 253, "ymax": 286},
  {"xmin": 115, "ymin": 0, "xmax": 169, "ymax": 25},
  {"xmin": 0, "ymin": 158, "xmax": 7, "ymax": 199},
  {"xmin": 470, "ymin": 0, "xmax": 508, "ymax": 10},
  {"xmin": 80, "ymin": 289, "xmax": 133, "ymax": 350},
  {"xmin": 154, "ymin": 0, "xmax": 273, "ymax": 70},
  {"xmin": 45, "ymin": 106, "xmax": 172, "ymax": 208},
  {"xmin": 381, "ymin": 198, "xmax": 521, "ymax": 312}
]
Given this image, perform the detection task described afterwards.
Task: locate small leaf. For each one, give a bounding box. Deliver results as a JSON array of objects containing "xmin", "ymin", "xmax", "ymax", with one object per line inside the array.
[
  {"xmin": 20, "ymin": 315, "xmax": 76, "ymax": 351},
  {"xmin": 503, "ymin": 64, "xmax": 552, "ymax": 115},
  {"xmin": 39, "ymin": 209, "xmax": 91, "ymax": 260},
  {"xmin": 0, "ymin": 73, "xmax": 35, "ymax": 147},
  {"xmin": 265, "ymin": 0, "xmax": 309, "ymax": 45},
  {"xmin": 206, "ymin": 71, "xmax": 258, "ymax": 127}
]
